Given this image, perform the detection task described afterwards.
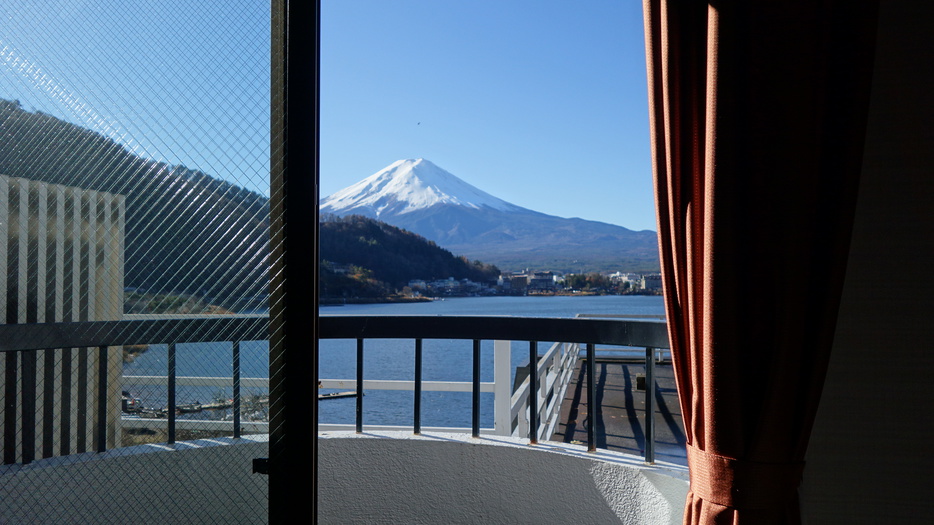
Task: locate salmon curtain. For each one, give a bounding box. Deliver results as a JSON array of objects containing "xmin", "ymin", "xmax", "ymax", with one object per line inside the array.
[{"xmin": 642, "ymin": 1, "xmax": 878, "ymax": 523}]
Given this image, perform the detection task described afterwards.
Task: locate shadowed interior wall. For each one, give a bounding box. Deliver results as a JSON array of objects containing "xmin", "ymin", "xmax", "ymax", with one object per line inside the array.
[{"xmin": 802, "ymin": 1, "xmax": 934, "ymax": 522}]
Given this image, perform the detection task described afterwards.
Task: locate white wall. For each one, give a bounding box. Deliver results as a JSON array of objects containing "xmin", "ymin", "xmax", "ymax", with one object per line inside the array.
[{"xmin": 318, "ymin": 432, "xmax": 688, "ymax": 525}]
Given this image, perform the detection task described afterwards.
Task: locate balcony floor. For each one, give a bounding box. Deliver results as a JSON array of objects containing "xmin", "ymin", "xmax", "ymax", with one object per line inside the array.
[{"xmin": 553, "ymin": 357, "xmax": 687, "ymax": 465}]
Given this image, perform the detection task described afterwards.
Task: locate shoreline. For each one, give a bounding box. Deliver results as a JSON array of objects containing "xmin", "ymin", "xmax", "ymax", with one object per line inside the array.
[
  {"xmin": 319, "ymin": 291, "xmax": 661, "ymax": 306},
  {"xmin": 320, "ymin": 296, "xmax": 434, "ymax": 306}
]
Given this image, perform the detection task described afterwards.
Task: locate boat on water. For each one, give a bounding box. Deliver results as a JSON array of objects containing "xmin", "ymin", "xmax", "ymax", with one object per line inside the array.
[
  {"xmin": 318, "ymin": 391, "xmax": 359, "ymax": 400},
  {"xmin": 176, "ymin": 403, "xmax": 203, "ymax": 414}
]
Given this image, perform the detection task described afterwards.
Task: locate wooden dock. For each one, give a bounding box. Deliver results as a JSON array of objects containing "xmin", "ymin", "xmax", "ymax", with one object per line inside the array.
[{"xmin": 552, "ymin": 357, "xmax": 687, "ymax": 465}]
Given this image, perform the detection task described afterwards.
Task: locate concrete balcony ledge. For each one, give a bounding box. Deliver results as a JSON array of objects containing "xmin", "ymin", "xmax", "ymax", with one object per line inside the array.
[
  {"xmin": 319, "ymin": 431, "xmax": 689, "ymax": 525},
  {"xmin": 0, "ymin": 435, "xmax": 269, "ymax": 524},
  {"xmin": 0, "ymin": 430, "xmax": 688, "ymax": 524}
]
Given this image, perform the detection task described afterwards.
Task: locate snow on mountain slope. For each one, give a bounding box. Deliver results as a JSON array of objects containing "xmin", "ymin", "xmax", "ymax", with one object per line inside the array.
[
  {"xmin": 320, "ymin": 158, "xmax": 525, "ymax": 218},
  {"xmin": 320, "ymin": 158, "xmax": 660, "ymax": 272}
]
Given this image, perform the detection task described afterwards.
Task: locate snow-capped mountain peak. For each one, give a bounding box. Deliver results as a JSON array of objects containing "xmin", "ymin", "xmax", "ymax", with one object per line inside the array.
[
  {"xmin": 318, "ymin": 158, "xmax": 659, "ymax": 272},
  {"xmin": 320, "ymin": 158, "xmax": 522, "ymax": 218}
]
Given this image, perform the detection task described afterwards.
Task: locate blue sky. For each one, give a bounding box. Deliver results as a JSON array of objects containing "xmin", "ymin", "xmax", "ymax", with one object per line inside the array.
[
  {"xmin": 0, "ymin": 1, "xmax": 270, "ymax": 195},
  {"xmin": 1, "ymin": 1, "xmax": 656, "ymax": 232},
  {"xmin": 322, "ymin": 1, "xmax": 656, "ymax": 231}
]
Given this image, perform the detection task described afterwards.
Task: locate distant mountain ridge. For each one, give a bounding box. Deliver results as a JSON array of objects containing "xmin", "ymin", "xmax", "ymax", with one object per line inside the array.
[{"xmin": 321, "ymin": 159, "xmax": 659, "ymax": 273}]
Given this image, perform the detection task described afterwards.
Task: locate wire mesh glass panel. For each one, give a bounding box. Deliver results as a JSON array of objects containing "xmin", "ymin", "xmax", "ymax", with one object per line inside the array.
[{"xmin": 0, "ymin": 1, "xmax": 272, "ymax": 522}]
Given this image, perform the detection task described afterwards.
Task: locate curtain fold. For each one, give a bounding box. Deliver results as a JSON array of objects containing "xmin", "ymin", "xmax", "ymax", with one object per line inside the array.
[{"xmin": 642, "ymin": 1, "xmax": 879, "ymax": 523}]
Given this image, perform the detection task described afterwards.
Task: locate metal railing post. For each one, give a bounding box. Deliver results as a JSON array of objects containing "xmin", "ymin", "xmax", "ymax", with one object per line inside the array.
[
  {"xmin": 167, "ymin": 343, "xmax": 176, "ymax": 444},
  {"xmin": 356, "ymin": 339, "xmax": 364, "ymax": 433},
  {"xmin": 472, "ymin": 339, "xmax": 480, "ymax": 438},
  {"xmin": 528, "ymin": 341, "xmax": 538, "ymax": 444},
  {"xmin": 96, "ymin": 345, "xmax": 108, "ymax": 453},
  {"xmin": 60, "ymin": 349, "xmax": 72, "ymax": 457},
  {"xmin": 414, "ymin": 339, "xmax": 422, "ymax": 434},
  {"xmin": 4, "ymin": 352, "xmax": 16, "ymax": 464},
  {"xmin": 77, "ymin": 349, "xmax": 88, "ymax": 453},
  {"xmin": 587, "ymin": 343, "xmax": 596, "ymax": 452},
  {"xmin": 233, "ymin": 341, "xmax": 241, "ymax": 439},
  {"xmin": 644, "ymin": 346, "xmax": 656, "ymax": 464},
  {"xmin": 22, "ymin": 349, "xmax": 36, "ymax": 463},
  {"xmin": 42, "ymin": 349, "xmax": 55, "ymax": 458}
]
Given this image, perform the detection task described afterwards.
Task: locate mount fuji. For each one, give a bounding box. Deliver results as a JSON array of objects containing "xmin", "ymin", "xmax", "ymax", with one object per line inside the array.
[{"xmin": 320, "ymin": 159, "xmax": 659, "ymax": 272}]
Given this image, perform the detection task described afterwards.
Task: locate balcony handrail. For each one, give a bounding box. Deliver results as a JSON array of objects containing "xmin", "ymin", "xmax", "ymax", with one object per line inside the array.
[
  {"xmin": 320, "ymin": 315, "xmax": 669, "ymax": 348},
  {"xmin": 0, "ymin": 315, "xmax": 268, "ymax": 352},
  {"xmin": 0, "ymin": 314, "xmax": 667, "ymax": 353}
]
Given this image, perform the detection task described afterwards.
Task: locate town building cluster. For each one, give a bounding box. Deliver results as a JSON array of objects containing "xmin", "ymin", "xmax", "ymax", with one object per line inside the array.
[{"xmin": 406, "ymin": 270, "xmax": 663, "ymax": 297}]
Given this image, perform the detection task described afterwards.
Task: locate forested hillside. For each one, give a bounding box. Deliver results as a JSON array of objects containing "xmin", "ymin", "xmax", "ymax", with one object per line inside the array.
[
  {"xmin": 320, "ymin": 214, "xmax": 500, "ymax": 295},
  {"xmin": 0, "ymin": 99, "xmax": 268, "ymax": 309}
]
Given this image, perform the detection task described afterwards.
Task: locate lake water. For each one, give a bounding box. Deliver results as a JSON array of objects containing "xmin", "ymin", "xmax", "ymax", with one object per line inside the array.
[{"xmin": 122, "ymin": 295, "xmax": 665, "ymax": 429}]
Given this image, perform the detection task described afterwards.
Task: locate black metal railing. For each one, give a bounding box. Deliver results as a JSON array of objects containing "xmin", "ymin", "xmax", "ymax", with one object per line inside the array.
[
  {"xmin": 320, "ymin": 315, "xmax": 670, "ymax": 462},
  {"xmin": 0, "ymin": 316, "xmax": 267, "ymax": 464},
  {"xmin": 0, "ymin": 314, "xmax": 669, "ymax": 465}
]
